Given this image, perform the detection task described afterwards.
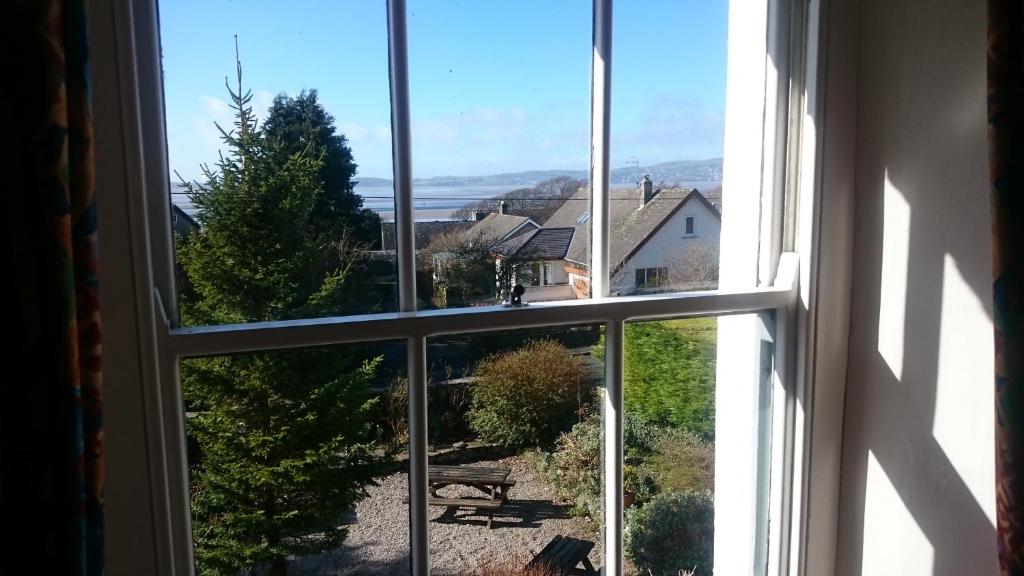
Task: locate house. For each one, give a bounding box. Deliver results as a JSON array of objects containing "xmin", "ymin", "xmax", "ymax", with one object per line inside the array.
[
  {"xmin": 171, "ymin": 203, "xmax": 199, "ymax": 238},
  {"xmin": 501, "ymin": 176, "xmax": 722, "ymax": 300},
  {"xmin": 428, "ymin": 203, "xmax": 543, "ymax": 302},
  {"xmin": 459, "ymin": 201, "xmax": 540, "ymax": 247}
]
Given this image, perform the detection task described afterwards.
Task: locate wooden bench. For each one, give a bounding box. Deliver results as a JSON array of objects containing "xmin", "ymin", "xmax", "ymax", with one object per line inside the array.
[
  {"xmin": 426, "ymin": 496, "xmax": 504, "ymax": 528},
  {"xmin": 525, "ymin": 535, "xmax": 598, "ymax": 575},
  {"xmin": 424, "ymin": 465, "xmax": 516, "ymax": 528}
]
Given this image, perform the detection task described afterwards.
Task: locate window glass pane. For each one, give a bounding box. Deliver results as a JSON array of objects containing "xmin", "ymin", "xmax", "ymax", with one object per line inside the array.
[
  {"xmin": 617, "ymin": 313, "xmax": 774, "ymax": 576},
  {"xmin": 408, "ymin": 0, "xmax": 592, "ymax": 307},
  {"xmin": 180, "ymin": 340, "xmax": 409, "ymax": 574},
  {"xmin": 424, "ymin": 325, "xmax": 604, "ymax": 573},
  {"xmin": 609, "ymin": 0, "xmax": 727, "ymax": 296},
  {"xmin": 160, "ymin": 1, "xmax": 398, "ymax": 326}
]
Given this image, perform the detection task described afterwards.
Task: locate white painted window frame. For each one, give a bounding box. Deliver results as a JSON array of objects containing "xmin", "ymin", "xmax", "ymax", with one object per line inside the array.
[{"xmin": 91, "ymin": 0, "xmax": 828, "ymax": 574}]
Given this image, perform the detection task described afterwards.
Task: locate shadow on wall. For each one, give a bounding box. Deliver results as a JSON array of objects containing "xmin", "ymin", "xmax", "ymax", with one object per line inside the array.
[{"xmin": 836, "ymin": 0, "xmax": 997, "ymax": 574}]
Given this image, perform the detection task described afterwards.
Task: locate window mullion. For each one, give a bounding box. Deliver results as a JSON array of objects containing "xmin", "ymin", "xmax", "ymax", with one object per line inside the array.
[
  {"xmin": 388, "ymin": 0, "xmax": 416, "ymax": 314},
  {"xmin": 386, "ymin": 1, "xmax": 429, "ymax": 575},
  {"xmin": 590, "ymin": 0, "xmax": 621, "ymax": 573},
  {"xmin": 406, "ymin": 335, "xmax": 429, "ymax": 575},
  {"xmin": 590, "ymin": 0, "xmax": 613, "ymax": 300},
  {"xmin": 603, "ymin": 319, "xmax": 625, "ymax": 576}
]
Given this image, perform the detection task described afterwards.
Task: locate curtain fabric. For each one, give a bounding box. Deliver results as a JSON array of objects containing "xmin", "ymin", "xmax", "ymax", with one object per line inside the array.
[
  {"xmin": 2, "ymin": 0, "xmax": 104, "ymax": 574},
  {"xmin": 988, "ymin": 1, "xmax": 1023, "ymax": 575}
]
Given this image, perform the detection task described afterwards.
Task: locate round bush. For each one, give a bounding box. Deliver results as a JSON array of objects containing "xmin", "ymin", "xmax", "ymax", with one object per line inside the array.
[
  {"xmin": 468, "ymin": 339, "xmax": 588, "ymax": 449},
  {"xmin": 626, "ymin": 490, "xmax": 714, "ymax": 576}
]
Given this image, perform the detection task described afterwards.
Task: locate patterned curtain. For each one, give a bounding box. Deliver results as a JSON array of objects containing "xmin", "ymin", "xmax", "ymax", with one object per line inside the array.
[
  {"xmin": 988, "ymin": 1, "xmax": 1023, "ymax": 575},
  {"xmin": 2, "ymin": 0, "xmax": 105, "ymax": 574}
]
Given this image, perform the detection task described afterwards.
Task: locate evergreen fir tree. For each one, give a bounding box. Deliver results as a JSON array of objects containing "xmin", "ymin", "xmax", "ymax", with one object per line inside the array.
[
  {"xmin": 177, "ymin": 45, "xmax": 385, "ymax": 576},
  {"xmin": 262, "ymin": 89, "xmax": 382, "ymax": 248}
]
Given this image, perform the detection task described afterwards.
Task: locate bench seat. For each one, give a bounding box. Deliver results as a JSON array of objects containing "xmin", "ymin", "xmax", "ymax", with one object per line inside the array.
[
  {"xmin": 427, "ymin": 496, "xmax": 503, "ymax": 508},
  {"xmin": 526, "ymin": 535, "xmax": 598, "ymax": 575}
]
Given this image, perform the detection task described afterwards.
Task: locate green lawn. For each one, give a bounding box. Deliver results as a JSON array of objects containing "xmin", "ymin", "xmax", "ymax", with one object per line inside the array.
[{"xmin": 597, "ymin": 317, "xmax": 717, "ymax": 438}]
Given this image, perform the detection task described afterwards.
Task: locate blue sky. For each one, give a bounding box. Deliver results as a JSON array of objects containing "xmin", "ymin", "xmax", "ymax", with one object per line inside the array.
[{"xmin": 159, "ymin": 0, "xmax": 727, "ymax": 182}]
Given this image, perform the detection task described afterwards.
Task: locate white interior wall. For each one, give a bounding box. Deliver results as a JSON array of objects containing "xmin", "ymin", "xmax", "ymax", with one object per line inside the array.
[{"xmin": 836, "ymin": 0, "xmax": 997, "ymax": 574}]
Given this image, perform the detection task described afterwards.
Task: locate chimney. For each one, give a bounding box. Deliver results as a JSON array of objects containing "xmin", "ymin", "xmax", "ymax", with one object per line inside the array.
[
  {"xmin": 640, "ymin": 175, "xmax": 654, "ymax": 207},
  {"xmin": 499, "ymin": 200, "xmax": 508, "ymax": 215}
]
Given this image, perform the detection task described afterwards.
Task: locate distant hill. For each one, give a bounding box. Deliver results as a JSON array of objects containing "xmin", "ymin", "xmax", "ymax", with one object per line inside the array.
[
  {"xmin": 611, "ymin": 158, "xmax": 723, "ymax": 185},
  {"xmin": 354, "ymin": 177, "xmax": 394, "ymax": 187},
  {"xmin": 355, "ymin": 158, "xmax": 723, "ymax": 188}
]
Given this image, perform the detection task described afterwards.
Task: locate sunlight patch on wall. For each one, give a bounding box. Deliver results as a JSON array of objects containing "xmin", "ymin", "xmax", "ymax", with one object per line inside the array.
[
  {"xmin": 863, "ymin": 450, "xmax": 934, "ymax": 574},
  {"xmin": 932, "ymin": 253, "xmax": 996, "ymax": 526},
  {"xmin": 877, "ymin": 172, "xmax": 911, "ymax": 378}
]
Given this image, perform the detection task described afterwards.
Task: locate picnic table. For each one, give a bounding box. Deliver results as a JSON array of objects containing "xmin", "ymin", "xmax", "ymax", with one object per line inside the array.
[{"xmin": 427, "ymin": 464, "xmax": 516, "ymax": 528}]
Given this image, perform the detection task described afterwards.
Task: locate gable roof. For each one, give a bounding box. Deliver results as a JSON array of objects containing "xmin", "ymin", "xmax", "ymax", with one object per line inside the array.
[
  {"xmin": 462, "ymin": 213, "xmax": 538, "ymax": 245},
  {"xmin": 171, "ymin": 203, "xmax": 200, "ymax": 231},
  {"xmin": 494, "ymin": 227, "xmax": 575, "ymax": 260},
  {"xmin": 542, "ymin": 187, "xmax": 721, "ymax": 270},
  {"xmin": 380, "ymin": 220, "xmax": 474, "ymax": 251}
]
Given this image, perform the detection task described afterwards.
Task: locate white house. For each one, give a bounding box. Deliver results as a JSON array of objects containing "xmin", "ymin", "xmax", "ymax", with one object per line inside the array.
[{"xmin": 516, "ymin": 176, "xmax": 722, "ymax": 299}]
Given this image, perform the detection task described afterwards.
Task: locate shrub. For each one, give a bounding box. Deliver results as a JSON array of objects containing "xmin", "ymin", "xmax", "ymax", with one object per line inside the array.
[
  {"xmin": 626, "ymin": 491, "xmax": 714, "ymax": 576},
  {"xmin": 468, "ymin": 339, "xmax": 589, "ymax": 449},
  {"xmin": 382, "ymin": 376, "xmax": 472, "ymax": 447},
  {"xmin": 542, "ymin": 415, "xmax": 601, "ymax": 518},
  {"xmin": 647, "ymin": 428, "xmax": 715, "ymax": 494},
  {"xmin": 541, "ymin": 412, "xmax": 659, "ymax": 520}
]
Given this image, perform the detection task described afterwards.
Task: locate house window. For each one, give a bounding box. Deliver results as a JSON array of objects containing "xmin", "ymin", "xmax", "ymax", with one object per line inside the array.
[
  {"xmin": 635, "ymin": 267, "xmax": 669, "ymax": 288},
  {"xmin": 110, "ymin": 0, "xmax": 817, "ymax": 573}
]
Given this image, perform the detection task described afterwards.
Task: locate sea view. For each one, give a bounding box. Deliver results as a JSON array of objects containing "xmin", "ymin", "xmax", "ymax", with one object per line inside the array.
[{"xmin": 172, "ymin": 180, "xmax": 722, "ymax": 221}]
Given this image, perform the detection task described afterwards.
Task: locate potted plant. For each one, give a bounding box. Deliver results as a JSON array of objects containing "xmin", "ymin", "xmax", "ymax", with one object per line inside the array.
[{"xmin": 623, "ymin": 464, "xmax": 647, "ymax": 508}]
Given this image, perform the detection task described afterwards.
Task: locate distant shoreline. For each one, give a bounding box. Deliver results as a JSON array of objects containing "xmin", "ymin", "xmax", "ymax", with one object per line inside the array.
[
  {"xmin": 376, "ymin": 208, "xmax": 461, "ymax": 222},
  {"xmin": 172, "ymin": 179, "xmax": 721, "ymax": 222}
]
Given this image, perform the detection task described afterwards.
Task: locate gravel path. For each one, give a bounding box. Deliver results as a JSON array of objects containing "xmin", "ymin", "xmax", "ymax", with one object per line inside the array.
[{"xmin": 293, "ymin": 455, "xmax": 604, "ymax": 575}]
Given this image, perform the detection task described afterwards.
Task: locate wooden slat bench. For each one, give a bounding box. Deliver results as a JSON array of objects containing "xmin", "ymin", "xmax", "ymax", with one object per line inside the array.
[
  {"xmin": 425, "ymin": 463, "xmax": 520, "ymax": 528},
  {"xmin": 421, "ymin": 465, "xmax": 517, "ymax": 528},
  {"xmin": 525, "ymin": 535, "xmax": 598, "ymax": 575},
  {"xmin": 426, "ymin": 495, "xmax": 504, "ymax": 528}
]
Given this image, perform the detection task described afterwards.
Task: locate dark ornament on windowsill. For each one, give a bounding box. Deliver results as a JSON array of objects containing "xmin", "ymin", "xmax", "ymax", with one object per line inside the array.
[{"xmin": 505, "ymin": 284, "xmax": 527, "ymax": 307}]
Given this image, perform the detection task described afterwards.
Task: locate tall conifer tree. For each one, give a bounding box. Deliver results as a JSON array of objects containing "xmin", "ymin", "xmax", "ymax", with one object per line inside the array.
[{"xmin": 176, "ymin": 44, "xmax": 384, "ymax": 575}]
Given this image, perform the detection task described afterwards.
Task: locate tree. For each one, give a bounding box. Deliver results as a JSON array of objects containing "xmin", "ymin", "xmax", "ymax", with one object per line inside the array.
[
  {"xmin": 422, "ymin": 229, "xmax": 542, "ymax": 307},
  {"xmin": 422, "ymin": 230, "xmax": 498, "ymax": 307},
  {"xmin": 176, "ymin": 55, "xmax": 385, "ymax": 575},
  {"xmin": 262, "ymin": 90, "xmax": 382, "ymax": 248},
  {"xmin": 666, "ymin": 240, "xmax": 719, "ymax": 290}
]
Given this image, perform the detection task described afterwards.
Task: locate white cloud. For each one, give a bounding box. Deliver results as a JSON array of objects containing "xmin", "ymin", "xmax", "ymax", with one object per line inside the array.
[
  {"xmin": 339, "ymin": 122, "xmax": 392, "ymax": 144},
  {"xmin": 611, "ymin": 93, "xmax": 725, "ymax": 163},
  {"xmin": 199, "ymin": 95, "xmax": 231, "ymax": 118},
  {"xmin": 402, "ymin": 105, "xmax": 591, "ymax": 177},
  {"xmin": 170, "ymin": 89, "xmax": 277, "ymax": 181},
  {"xmin": 252, "ymin": 89, "xmax": 275, "ymax": 123}
]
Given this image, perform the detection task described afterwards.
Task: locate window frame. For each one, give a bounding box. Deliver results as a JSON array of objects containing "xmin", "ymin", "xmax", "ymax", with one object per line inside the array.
[
  {"xmin": 634, "ymin": 266, "xmax": 669, "ymax": 288},
  {"xmin": 92, "ymin": 0, "xmax": 828, "ymax": 574}
]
